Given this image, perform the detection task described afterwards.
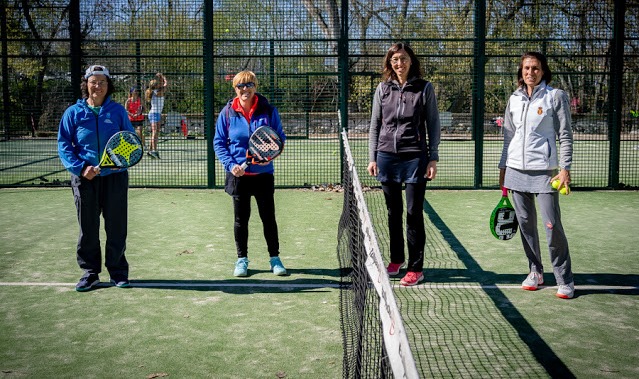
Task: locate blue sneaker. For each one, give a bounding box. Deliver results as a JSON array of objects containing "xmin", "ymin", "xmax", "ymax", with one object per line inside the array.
[
  {"xmin": 270, "ymin": 256, "xmax": 287, "ymax": 276},
  {"xmin": 76, "ymin": 274, "xmax": 100, "ymax": 292},
  {"xmin": 234, "ymin": 257, "xmax": 249, "ymax": 277}
]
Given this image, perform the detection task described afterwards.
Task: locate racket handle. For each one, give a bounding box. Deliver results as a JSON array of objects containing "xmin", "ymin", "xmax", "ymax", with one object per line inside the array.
[
  {"xmin": 501, "ymin": 186, "xmax": 508, "ymax": 197},
  {"xmin": 240, "ymin": 162, "xmax": 248, "ymax": 170}
]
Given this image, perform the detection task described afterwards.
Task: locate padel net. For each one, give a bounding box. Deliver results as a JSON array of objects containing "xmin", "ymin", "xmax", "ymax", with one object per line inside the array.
[{"xmin": 337, "ymin": 131, "xmax": 419, "ymax": 378}]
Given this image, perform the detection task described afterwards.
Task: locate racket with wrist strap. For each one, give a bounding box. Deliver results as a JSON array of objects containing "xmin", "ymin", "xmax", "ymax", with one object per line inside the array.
[
  {"xmin": 490, "ymin": 186, "xmax": 518, "ymax": 240},
  {"xmin": 240, "ymin": 126, "xmax": 283, "ymax": 169},
  {"xmin": 97, "ymin": 131, "xmax": 144, "ymax": 172}
]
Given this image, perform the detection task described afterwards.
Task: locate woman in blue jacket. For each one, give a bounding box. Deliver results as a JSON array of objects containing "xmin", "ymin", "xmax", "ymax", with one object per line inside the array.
[
  {"xmin": 213, "ymin": 70, "xmax": 287, "ymax": 277},
  {"xmin": 499, "ymin": 52, "xmax": 575, "ymax": 299},
  {"xmin": 58, "ymin": 65, "xmax": 135, "ymax": 292}
]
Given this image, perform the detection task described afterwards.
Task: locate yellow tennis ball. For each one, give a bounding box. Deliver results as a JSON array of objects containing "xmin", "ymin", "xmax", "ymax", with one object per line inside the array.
[
  {"xmin": 551, "ymin": 179, "xmax": 560, "ymax": 190},
  {"xmin": 560, "ymin": 185, "xmax": 570, "ymax": 195}
]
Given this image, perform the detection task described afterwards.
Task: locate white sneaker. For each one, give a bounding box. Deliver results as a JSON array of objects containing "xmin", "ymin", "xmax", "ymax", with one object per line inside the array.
[
  {"xmin": 522, "ymin": 272, "xmax": 544, "ymax": 291},
  {"xmin": 556, "ymin": 282, "xmax": 575, "ymax": 299}
]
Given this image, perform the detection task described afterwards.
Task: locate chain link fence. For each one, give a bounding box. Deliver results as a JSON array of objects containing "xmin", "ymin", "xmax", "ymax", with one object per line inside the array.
[{"xmin": 1, "ymin": 0, "xmax": 637, "ymax": 189}]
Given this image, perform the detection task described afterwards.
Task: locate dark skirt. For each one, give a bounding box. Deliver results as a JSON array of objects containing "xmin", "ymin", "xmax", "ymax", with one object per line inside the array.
[{"xmin": 376, "ymin": 151, "xmax": 428, "ymax": 184}]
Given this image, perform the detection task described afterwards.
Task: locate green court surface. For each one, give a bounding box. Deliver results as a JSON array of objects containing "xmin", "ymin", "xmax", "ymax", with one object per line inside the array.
[{"xmin": 0, "ymin": 188, "xmax": 637, "ymax": 378}]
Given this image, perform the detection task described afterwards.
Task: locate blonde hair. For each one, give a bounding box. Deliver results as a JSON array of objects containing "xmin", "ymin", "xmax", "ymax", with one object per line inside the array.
[{"xmin": 232, "ymin": 70, "xmax": 258, "ymax": 88}]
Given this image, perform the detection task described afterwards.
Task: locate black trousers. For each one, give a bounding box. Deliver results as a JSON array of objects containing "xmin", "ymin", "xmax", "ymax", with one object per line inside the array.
[
  {"xmin": 381, "ymin": 181, "xmax": 426, "ymax": 272},
  {"xmin": 71, "ymin": 171, "xmax": 129, "ymax": 277},
  {"xmin": 230, "ymin": 173, "xmax": 280, "ymax": 258}
]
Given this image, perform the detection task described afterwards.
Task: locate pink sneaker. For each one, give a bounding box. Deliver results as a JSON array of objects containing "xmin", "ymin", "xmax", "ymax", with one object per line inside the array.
[
  {"xmin": 400, "ymin": 271, "xmax": 424, "ymax": 286},
  {"xmin": 386, "ymin": 262, "xmax": 405, "ymax": 276}
]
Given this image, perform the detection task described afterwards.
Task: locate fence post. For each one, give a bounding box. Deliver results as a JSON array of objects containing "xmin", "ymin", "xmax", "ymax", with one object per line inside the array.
[
  {"xmin": 472, "ymin": 0, "xmax": 486, "ymax": 189},
  {"xmin": 204, "ymin": 0, "xmax": 215, "ymax": 188},
  {"xmin": 68, "ymin": 0, "xmax": 82, "ymax": 101},
  {"xmin": 1, "ymin": 0, "xmax": 10, "ymax": 140},
  {"xmin": 608, "ymin": 0, "xmax": 625, "ymax": 189},
  {"xmin": 338, "ymin": 0, "xmax": 349, "ymax": 183}
]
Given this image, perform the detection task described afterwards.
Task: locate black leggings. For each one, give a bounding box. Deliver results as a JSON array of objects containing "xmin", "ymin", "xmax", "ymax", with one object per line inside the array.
[
  {"xmin": 232, "ymin": 174, "xmax": 280, "ymax": 258},
  {"xmin": 381, "ymin": 181, "xmax": 426, "ymax": 272}
]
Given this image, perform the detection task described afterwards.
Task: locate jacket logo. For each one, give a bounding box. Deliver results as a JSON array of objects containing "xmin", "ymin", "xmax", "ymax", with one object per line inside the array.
[{"xmin": 537, "ymin": 107, "xmax": 543, "ymax": 115}]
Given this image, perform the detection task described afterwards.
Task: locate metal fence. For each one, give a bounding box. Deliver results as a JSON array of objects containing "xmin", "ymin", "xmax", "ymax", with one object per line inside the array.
[{"xmin": 1, "ymin": 0, "xmax": 637, "ymax": 189}]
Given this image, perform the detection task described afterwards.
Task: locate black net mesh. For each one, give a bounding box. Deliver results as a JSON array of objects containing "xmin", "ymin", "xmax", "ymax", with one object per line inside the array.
[{"xmin": 1, "ymin": 1, "xmax": 637, "ymax": 189}]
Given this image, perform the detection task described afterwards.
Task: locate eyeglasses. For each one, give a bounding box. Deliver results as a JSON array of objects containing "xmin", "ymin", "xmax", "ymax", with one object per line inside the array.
[
  {"xmin": 390, "ymin": 57, "xmax": 410, "ymax": 65},
  {"xmin": 236, "ymin": 82, "xmax": 255, "ymax": 90},
  {"xmin": 88, "ymin": 80, "xmax": 107, "ymax": 87}
]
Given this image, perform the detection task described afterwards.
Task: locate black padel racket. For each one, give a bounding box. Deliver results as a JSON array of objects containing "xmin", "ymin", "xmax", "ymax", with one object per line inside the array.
[
  {"xmin": 240, "ymin": 126, "xmax": 283, "ymax": 169},
  {"xmin": 98, "ymin": 131, "xmax": 144, "ymax": 171},
  {"xmin": 490, "ymin": 187, "xmax": 519, "ymax": 240}
]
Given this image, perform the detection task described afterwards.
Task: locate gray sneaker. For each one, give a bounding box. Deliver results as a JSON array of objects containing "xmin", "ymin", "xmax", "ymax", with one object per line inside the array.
[
  {"xmin": 556, "ymin": 282, "xmax": 575, "ymax": 299},
  {"xmin": 522, "ymin": 272, "xmax": 544, "ymax": 291},
  {"xmin": 234, "ymin": 257, "xmax": 249, "ymax": 277},
  {"xmin": 270, "ymin": 256, "xmax": 287, "ymax": 276}
]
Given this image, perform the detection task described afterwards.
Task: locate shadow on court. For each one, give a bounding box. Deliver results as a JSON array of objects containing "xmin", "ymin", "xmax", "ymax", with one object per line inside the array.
[
  {"xmin": 94, "ymin": 268, "xmax": 343, "ymax": 294},
  {"xmin": 425, "ymin": 269, "xmax": 639, "ymax": 294},
  {"xmin": 422, "ymin": 199, "xmax": 577, "ymax": 379}
]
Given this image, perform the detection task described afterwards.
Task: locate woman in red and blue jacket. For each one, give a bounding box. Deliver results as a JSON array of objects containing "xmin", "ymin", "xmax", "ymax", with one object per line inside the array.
[{"xmin": 213, "ymin": 70, "xmax": 287, "ymax": 278}]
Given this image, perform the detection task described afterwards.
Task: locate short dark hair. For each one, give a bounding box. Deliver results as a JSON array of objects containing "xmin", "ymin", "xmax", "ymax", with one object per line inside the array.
[
  {"xmin": 382, "ymin": 42, "xmax": 422, "ymax": 82},
  {"xmin": 517, "ymin": 52, "xmax": 552, "ymax": 87},
  {"xmin": 80, "ymin": 76, "xmax": 115, "ymax": 99}
]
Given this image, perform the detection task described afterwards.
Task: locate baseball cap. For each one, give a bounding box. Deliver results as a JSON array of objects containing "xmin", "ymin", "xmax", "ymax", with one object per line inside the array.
[{"xmin": 84, "ymin": 65, "xmax": 110, "ymax": 79}]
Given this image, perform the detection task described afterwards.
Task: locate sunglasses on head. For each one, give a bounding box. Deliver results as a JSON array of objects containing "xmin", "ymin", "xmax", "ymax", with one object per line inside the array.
[{"xmin": 236, "ymin": 82, "xmax": 255, "ymax": 90}]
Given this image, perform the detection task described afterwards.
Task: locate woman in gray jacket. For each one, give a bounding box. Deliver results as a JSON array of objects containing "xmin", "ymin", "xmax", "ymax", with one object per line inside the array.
[
  {"xmin": 367, "ymin": 43, "xmax": 441, "ymax": 286},
  {"xmin": 499, "ymin": 51, "xmax": 575, "ymax": 299}
]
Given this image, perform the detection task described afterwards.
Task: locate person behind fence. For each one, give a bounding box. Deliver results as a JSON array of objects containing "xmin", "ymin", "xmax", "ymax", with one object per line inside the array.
[
  {"xmin": 498, "ymin": 51, "xmax": 575, "ymax": 299},
  {"xmin": 125, "ymin": 87, "xmax": 145, "ymax": 148},
  {"xmin": 145, "ymin": 72, "xmax": 168, "ymax": 159},
  {"xmin": 57, "ymin": 65, "xmax": 135, "ymax": 292},
  {"xmin": 213, "ymin": 70, "xmax": 287, "ymax": 277},
  {"xmin": 367, "ymin": 42, "xmax": 441, "ymax": 287}
]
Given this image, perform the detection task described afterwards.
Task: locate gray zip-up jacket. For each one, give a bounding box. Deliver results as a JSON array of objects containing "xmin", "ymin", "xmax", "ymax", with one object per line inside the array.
[
  {"xmin": 499, "ymin": 81, "xmax": 573, "ymax": 171},
  {"xmin": 368, "ymin": 77, "xmax": 440, "ymax": 162}
]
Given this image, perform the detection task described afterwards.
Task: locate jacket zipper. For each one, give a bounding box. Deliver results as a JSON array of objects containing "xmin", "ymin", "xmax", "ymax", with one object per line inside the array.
[
  {"xmin": 95, "ymin": 107, "xmax": 101, "ymax": 174},
  {"xmin": 521, "ymin": 97, "xmax": 530, "ymax": 170},
  {"xmin": 394, "ymin": 86, "xmax": 405, "ymax": 153}
]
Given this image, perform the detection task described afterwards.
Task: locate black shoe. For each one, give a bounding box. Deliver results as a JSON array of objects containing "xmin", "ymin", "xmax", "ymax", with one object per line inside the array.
[
  {"xmin": 110, "ymin": 274, "xmax": 130, "ymax": 288},
  {"xmin": 76, "ymin": 274, "xmax": 100, "ymax": 292}
]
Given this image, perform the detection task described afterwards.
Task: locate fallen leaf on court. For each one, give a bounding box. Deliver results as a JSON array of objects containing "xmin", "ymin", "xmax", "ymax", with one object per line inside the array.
[
  {"xmin": 147, "ymin": 373, "xmax": 169, "ymax": 378},
  {"xmin": 177, "ymin": 249, "xmax": 194, "ymax": 256}
]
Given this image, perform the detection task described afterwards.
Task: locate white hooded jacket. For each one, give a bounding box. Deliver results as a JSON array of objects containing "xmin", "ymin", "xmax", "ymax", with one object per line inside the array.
[{"xmin": 499, "ymin": 81, "xmax": 573, "ymax": 171}]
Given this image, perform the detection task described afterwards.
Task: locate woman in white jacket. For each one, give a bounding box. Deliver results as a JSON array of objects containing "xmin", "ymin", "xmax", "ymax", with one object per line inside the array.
[{"xmin": 499, "ymin": 52, "xmax": 575, "ymax": 299}]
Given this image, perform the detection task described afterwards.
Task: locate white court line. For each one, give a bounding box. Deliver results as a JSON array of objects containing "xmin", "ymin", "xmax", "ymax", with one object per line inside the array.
[
  {"xmin": 0, "ymin": 282, "xmax": 636, "ymax": 291},
  {"xmin": 392, "ymin": 283, "xmax": 639, "ymax": 291},
  {"xmin": 0, "ymin": 282, "xmax": 340, "ymax": 289}
]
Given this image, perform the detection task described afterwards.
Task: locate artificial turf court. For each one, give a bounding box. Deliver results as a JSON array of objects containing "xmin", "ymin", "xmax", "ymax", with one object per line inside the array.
[{"xmin": 0, "ymin": 188, "xmax": 637, "ymax": 378}]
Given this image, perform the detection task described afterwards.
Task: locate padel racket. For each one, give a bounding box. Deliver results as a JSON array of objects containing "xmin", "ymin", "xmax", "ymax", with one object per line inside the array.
[
  {"xmin": 490, "ymin": 187, "xmax": 519, "ymax": 240},
  {"xmin": 98, "ymin": 131, "xmax": 144, "ymax": 170},
  {"xmin": 240, "ymin": 126, "xmax": 283, "ymax": 169}
]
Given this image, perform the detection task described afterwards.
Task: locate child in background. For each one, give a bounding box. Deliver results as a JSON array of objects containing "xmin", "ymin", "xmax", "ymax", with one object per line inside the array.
[
  {"xmin": 125, "ymin": 87, "xmax": 145, "ymax": 148},
  {"xmin": 145, "ymin": 73, "xmax": 168, "ymax": 159}
]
